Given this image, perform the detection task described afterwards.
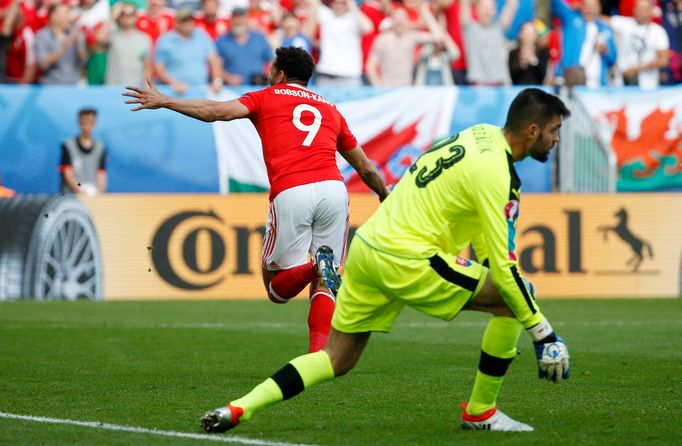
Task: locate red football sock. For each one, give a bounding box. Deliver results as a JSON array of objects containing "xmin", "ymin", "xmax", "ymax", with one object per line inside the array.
[
  {"xmin": 308, "ymin": 289, "xmax": 336, "ymax": 353},
  {"xmin": 270, "ymin": 261, "xmax": 318, "ymax": 301}
]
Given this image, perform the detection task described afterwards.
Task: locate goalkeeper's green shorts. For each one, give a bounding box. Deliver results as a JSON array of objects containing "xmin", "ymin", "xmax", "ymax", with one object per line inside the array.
[{"xmin": 332, "ymin": 236, "xmax": 488, "ymax": 334}]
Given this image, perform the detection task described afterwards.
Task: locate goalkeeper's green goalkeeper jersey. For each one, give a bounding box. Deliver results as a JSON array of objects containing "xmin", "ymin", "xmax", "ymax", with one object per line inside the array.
[{"xmin": 356, "ymin": 124, "xmax": 545, "ymax": 329}]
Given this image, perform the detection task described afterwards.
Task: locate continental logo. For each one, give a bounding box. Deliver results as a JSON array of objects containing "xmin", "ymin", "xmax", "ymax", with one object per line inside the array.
[
  {"xmin": 150, "ymin": 210, "xmax": 265, "ymax": 290},
  {"xmin": 147, "ymin": 203, "xmax": 669, "ymax": 296}
]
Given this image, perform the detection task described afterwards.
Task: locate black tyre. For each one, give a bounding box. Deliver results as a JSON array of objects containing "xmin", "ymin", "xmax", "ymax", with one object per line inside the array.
[{"xmin": 0, "ymin": 195, "xmax": 103, "ymax": 300}]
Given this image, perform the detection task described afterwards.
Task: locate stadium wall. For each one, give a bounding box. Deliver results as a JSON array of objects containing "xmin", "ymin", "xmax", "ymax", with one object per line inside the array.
[{"xmin": 0, "ymin": 193, "xmax": 680, "ymax": 301}]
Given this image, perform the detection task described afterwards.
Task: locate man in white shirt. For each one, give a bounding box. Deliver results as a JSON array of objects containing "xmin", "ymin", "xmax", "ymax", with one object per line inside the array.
[
  {"xmin": 305, "ymin": 0, "xmax": 373, "ymax": 86},
  {"xmin": 603, "ymin": 0, "xmax": 670, "ymax": 88}
]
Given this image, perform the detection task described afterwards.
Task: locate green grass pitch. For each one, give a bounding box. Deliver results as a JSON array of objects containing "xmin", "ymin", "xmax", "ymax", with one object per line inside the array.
[{"xmin": 1, "ymin": 298, "xmax": 681, "ymax": 445}]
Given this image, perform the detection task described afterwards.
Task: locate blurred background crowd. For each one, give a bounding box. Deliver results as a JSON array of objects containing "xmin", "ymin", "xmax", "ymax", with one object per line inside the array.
[{"xmin": 0, "ymin": 0, "xmax": 680, "ymax": 91}]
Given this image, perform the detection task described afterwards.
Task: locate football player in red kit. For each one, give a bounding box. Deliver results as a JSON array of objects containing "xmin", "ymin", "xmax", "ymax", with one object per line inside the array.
[{"xmin": 124, "ymin": 46, "xmax": 389, "ymax": 353}]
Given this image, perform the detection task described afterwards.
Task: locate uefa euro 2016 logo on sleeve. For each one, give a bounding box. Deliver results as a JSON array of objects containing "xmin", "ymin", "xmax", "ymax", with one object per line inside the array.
[
  {"xmin": 504, "ymin": 199, "xmax": 519, "ymax": 222},
  {"xmin": 504, "ymin": 199, "xmax": 520, "ymax": 261}
]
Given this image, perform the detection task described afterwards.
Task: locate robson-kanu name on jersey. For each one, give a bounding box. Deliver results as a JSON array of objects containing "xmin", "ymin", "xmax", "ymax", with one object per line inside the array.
[{"xmin": 272, "ymin": 88, "xmax": 334, "ymax": 106}]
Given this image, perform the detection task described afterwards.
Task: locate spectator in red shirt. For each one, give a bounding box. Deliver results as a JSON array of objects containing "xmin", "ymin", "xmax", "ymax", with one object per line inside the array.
[
  {"xmin": 246, "ymin": 0, "xmax": 280, "ymax": 37},
  {"xmin": 359, "ymin": 0, "xmax": 392, "ymax": 74},
  {"xmin": 434, "ymin": 0, "xmax": 468, "ymax": 84},
  {"xmin": 194, "ymin": 0, "xmax": 230, "ymax": 39},
  {"xmin": 137, "ymin": 0, "xmax": 175, "ymax": 42},
  {"xmin": 0, "ymin": 0, "xmax": 18, "ymax": 82},
  {"xmin": 3, "ymin": 0, "xmax": 37, "ymax": 83},
  {"xmin": 290, "ymin": 0, "xmax": 311, "ymax": 22}
]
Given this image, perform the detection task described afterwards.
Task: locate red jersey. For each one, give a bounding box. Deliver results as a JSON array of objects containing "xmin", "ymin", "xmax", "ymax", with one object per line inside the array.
[
  {"xmin": 5, "ymin": 24, "xmax": 35, "ymax": 82},
  {"xmin": 360, "ymin": 0, "xmax": 388, "ymax": 71},
  {"xmin": 444, "ymin": 0, "xmax": 467, "ymax": 71},
  {"xmin": 136, "ymin": 8, "xmax": 175, "ymax": 42},
  {"xmin": 247, "ymin": 9, "xmax": 276, "ymax": 34},
  {"xmin": 193, "ymin": 14, "xmax": 230, "ymax": 40},
  {"xmin": 31, "ymin": 6, "xmax": 48, "ymax": 32},
  {"xmin": 238, "ymin": 84, "xmax": 358, "ymax": 200}
]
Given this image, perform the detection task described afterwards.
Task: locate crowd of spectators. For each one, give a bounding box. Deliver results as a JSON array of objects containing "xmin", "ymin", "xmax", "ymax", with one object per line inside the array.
[{"xmin": 0, "ymin": 0, "xmax": 680, "ymax": 89}]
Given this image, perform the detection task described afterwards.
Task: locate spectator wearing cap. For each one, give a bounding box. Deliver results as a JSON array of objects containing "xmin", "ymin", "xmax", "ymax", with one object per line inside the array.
[
  {"xmin": 35, "ymin": 3, "xmax": 87, "ymax": 84},
  {"xmin": 215, "ymin": 6, "xmax": 272, "ymax": 85},
  {"xmin": 154, "ymin": 7, "xmax": 223, "ymax": 94}
]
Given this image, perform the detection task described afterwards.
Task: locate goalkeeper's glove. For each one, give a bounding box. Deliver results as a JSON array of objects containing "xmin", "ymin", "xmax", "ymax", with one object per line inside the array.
[{"xmin": 527, "ymin": 320, "xmax": 571, "ymax": 383}]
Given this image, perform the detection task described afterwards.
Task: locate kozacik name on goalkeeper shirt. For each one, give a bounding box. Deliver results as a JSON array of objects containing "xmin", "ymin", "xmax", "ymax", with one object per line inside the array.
[{"xmin": 356, "ymin": 124, "xmax": 545, "ymax": 329}]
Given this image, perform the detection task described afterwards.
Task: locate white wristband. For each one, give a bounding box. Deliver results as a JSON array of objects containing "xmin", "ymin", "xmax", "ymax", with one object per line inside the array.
[{"xmin": 527, "ymin": 319, "xmax": 554, "ymax": 342}]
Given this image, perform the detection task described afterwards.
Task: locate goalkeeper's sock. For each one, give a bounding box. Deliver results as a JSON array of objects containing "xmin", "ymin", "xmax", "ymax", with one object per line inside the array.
[
  {"xmin": 229, "ymin": 350, "xmax": 335, "ymax": 421},
  {"xmin": 269, "ymin": 262, "xmax": 318, "ymax": 301},
  {"xmin": 466, "ymin": 316, "xmax": 522, "ymax": 416},
  {"xmin": 307, "ymin": 289, "xmax": 335, "ymax": 352}
]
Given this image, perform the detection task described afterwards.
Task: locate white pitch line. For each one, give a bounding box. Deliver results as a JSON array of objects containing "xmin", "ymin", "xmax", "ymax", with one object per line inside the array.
[{"xmin": 0, "ymin": 412, "xmax": 318, "ymax": 446}]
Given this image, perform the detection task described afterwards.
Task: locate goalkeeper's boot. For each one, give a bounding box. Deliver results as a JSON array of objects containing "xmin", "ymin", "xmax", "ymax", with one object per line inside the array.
[
  {"xmin": 200, "ymin": 404, "xmax": 243, "ymax": 433},
  {"xmin": 460, "ymin": 403, "xmax": 533, "ymax": 432},
  {"xmin": 315, "ymin": 245, "xmax": 341, "ymax": 296}
]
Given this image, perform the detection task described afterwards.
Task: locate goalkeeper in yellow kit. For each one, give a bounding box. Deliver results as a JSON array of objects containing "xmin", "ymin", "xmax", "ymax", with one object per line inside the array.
[{"xmin": 202, "ymin": 88, "xmax": 572, "ymax": 433}]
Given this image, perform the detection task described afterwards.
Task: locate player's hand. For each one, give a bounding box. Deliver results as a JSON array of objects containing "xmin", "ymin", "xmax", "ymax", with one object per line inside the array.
[
  {"xmin": 534, "ymin": 334, "xmax": 571, "ymax": 383},
  {"xmin": 123, "ymin": 77, "xmax": 167, "ymax": 111}
]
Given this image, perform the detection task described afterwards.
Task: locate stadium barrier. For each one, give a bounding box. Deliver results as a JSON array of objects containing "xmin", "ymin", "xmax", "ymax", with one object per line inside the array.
[
  {"xmin": 0, "ymin": 85, "xmax": 553, "ymax": 195},
  {"xmin": 558, "ymin": 88, "xmax": 617, "ymax": 192},
  {"xmin": 1, "ymin": 193, "xmax": 680, "ymax": 301},
  {"xmin": 3, "ymin": 86, "xmax": 682, "ymax": 195}
]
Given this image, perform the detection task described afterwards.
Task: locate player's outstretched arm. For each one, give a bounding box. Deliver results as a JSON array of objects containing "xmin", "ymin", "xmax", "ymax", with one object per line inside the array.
[
  {"xmin": 340, "ymin": 145, "xmax": 390, "ymax": 202},
  {"xmin": 123, "ymin": 77, "xmax": 249, "ymax": 122}
]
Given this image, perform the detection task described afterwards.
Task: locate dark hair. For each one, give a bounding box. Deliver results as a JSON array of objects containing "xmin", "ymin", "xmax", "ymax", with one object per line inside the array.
[
  {"xmin": 504, "ymin": 88, "xmax": 571, "ymax": 132},
  {"xmin": 273, "ymin": 47, "xmax": 315, "ymax": 85},
  {"xmin": 78, "ymin": 108, "xmax": 97, "ymax": 118}
]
